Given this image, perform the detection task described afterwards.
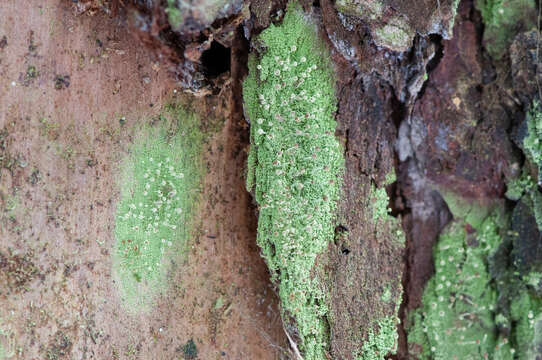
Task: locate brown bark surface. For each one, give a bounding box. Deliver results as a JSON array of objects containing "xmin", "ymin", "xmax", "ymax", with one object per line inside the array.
[{"xmin": 2, "ymin": 0, "xmax": 541, "ymax": 358}]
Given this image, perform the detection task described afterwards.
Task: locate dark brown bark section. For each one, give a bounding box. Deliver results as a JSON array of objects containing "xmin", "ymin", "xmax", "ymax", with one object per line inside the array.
[
  {"xmin": 322, "ymin": 70, "xmax": 403, "ymax": 359},
  {"xmin": 407, "ymin": 1, "xmax": 515, "ymax": 199}
]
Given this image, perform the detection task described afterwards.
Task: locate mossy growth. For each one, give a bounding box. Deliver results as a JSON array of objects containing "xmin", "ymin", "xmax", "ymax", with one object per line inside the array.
[
  {"xmin": 508, "ymin": 291, "xmax": 542, "ymax": 359},
  {"xmin": 409, "ymin": 190, "xmax": 542, "ymax": 359},
  {"xmin": 440, "ymin": 189, "xmax": 491, "ymax": 229},
  {"xmin": 112, "ymin": 103, "xmax": 203, "ymax": 312},
  {"xmin": 165, "ymin": 0, "xmax": 183, "ymax": 29},
  {"xmin": 408, "ymin": 213, "xmax": 508, "ymax": 359},
  {"xmin": 505, "ymin": 166, "xmax": 542, "ymax": 233},
  {"xmin": 505, "ymin": 170, "xmax": 535, "ymax": 201},
  {"xmin": 475, "ymin": 0, "xmax": 536, "ymax": 59},
  {"xmin": 243, "ymin": 3, "xmax": 344, "ymax": 359},
  {"xmin": 524, "ymin": 100, "xmax": 542, "ymax": 185},
  {"xmin": 370, "ymin": 184, "xmax": 391, "ymax": 222},
  {"xmin": 524, "ymin": 271, "xmax": 542, "ymax": 291},
  {"xmin": 357, "ymin": 316, "xmax": 399, "ymax": 360},
  {"xmin": 370, "ymin": 171, "xmax": 405, "ymax": 245}
]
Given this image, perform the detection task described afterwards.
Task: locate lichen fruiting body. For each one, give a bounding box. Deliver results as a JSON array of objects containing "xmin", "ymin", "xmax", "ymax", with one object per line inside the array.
[
  {"xmin": 357, "ymin": 316, "xmax": 399, "ymax": 360},
  {"xmin": 243, "ymin": 3, "xmax": 344, "ymax": 358},
  {"xmin": 408, "ymin": 193, "xmax": 542, "ymax": 359},
  {"xmin": 112, "ymin": 104, "xmax": 203, "ymax": 312}
]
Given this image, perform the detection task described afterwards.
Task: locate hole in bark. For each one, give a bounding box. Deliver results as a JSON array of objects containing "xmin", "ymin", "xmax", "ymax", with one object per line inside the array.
[
  {"xmin": 313, "ymin": 0, "xmax": 320, "ymax": 8},
  {"xmin": 201, "ymin": 41, "xmax": 231, "ymax": 77},
  {"xmin": 341, "ymin": 246, "xmax": 350, "ymax": 255}
]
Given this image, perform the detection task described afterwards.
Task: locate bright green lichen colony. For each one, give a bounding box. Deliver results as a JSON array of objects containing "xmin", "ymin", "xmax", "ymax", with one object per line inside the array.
[
  {"xmin": 113, "ymin": 104, "xmax": 203, "ymax": 311},
  {"xmin": 505, "ymin": 170, "xmax": 535, "ymax": 201},
  {"xmin": 476, "ymin": 0, "xmax": 536, "ymax": 59},
  {"xmin": 357, "ymin": 316, "xmax": 399, "ymax": 360},
  {"xmin": 243, "ymin": 3, "xmax": 344, "ymax": 359},
  {"xmin": 409, "ymin": 192, "xmax": 542, "ymax": 359},
  {"xmin": 408, "ymin": 215, "xmax": 508, "ymax": 359},
  {"xmin": 371, "ymin": 184, "xmax": 391, "ymax": 222},
  {"xmin": 371, "ymin": 172, "xmax": 405, "ymax": 248}
]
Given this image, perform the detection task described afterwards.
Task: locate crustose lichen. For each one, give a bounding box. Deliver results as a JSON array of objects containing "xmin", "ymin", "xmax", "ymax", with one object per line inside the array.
[{"xmin": 243, "ymin": 3, "xmax": 344, "ymax": 359}]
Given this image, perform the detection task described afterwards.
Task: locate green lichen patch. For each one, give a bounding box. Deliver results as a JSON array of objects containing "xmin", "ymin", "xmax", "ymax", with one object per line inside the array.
[
  {"xmin": 447, "ymin": 0, "xmax": 461, "ymax": 36},
  {"xmin": 370, "ymin": 184, "xmax": 391, "ymax": 222},
  {"xmin": 508, "ymin": 291, "xmax": 542, "ymax": 359},
  {"xmin": 524, "ymin": 272, "xmax": 542, "ymax": 293},
  {"xmin": 0, "ymin": 315, "xmax": 14, "ymax": 359},
  {"xmin": 357, "ymin": 316, "xmax": 399, "ymax": 360},
  {"xmin": 0, "ymin": 326, "xmax": 14, "ymax": 360},
  {"xmin": 440, "ymin": 189, "xmax": 492, "ymax": 230},
  {"xmin": 476, "ymin": 0, "xmax": 536, "ymax": 59},
  {"xmin": 112, "ymin": 104, "xmax": 203, "ymax": 312},
  {"xmin": 243, "ymin": 3, "xmax": 344, "ymax": 359},
  {"xmin": 165, "ymin": 0, "xmax": 183, "ymax": 30},
  {"xmin": 409, "ymin": 189, "xmax": 542, "ymax": 359},
  {"xmin": 505, "ymin": 170, "xmax": 535, "ymax": 201},
  {"xmin": 408, "ymin": 214, "xmax": 506, "ymax": 359},
  {"xmin": 370, "ymin": 172, "xmax": 405, "ymax": 246},
  {"xmin": 373, "ymin": 23, "xmax": 413, "ymax": 52}
]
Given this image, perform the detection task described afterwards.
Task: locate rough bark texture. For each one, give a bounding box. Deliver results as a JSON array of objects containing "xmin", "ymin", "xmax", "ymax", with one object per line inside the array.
[
  {"xmin": 323, "ymin": 70, "xmax": 403, "ymax": 359},
  {"xmin": 66, "ymin": 0, "xmax": 542, "ymax": 358}
]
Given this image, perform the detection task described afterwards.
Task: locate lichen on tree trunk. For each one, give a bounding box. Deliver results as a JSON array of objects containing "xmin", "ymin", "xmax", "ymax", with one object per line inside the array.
[{"xmin": 111, "ymin": 0, "xmax": 542, "ymax": 357}]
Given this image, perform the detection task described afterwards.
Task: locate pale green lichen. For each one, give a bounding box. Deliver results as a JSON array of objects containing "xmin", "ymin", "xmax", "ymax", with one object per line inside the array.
[
  {"xmin": 0, "ymin": 324, "xmax": 14, "ymax": 360},
  {"xmin": 476, "ymin": 0, "xmax": 536, "ymax": 59},
  {"xmin": 446, "ymin": 0, "xmax": 461, "ymax": 36},
  {"xmin": 440, "ymin": 190, "xmax": 490, "ymax": 229},
  {"xmin": 361, "ymin": 171, "xmax": 403, "ymax": 360},
  {"xmin": 381, "ymin": 287, "xmax": 392, "ymax": 303},
  {"xmin": 524, "ymin": 272, "xmax": 542, "ymax": 290},
  {"xmin": 333, "ymin": 0, "xmax": 413, "ymax": 51},
  {"xmin": 409, "ymin": 190, "xmax": 542, "ymax": 359},
  {"xmin": 371, "ymin": 184, "xmax": 391, "ymax": 222},
  {"xmin": 408, "ymin": 214, "xmax": 507, "ymax": 359},
  {"xmin": 112, "ymin": 104, "xmax": 203, "ymax": 312},
  {"xmin": 165, "ymin": 0, "xmax": 183, "ymax": 29},
  {"xmin": 373, "ymin": 23, "xmax": 413, "ymax": 52},
  {"xmin": 530, "ymin": 190, "xmax": 542, "ymax": 232},
  {"xmin": 371, "ymin": 171, "xmax": 405, "ymax": 247},
  {"xmin": 335, "ymin": 0, "xmax": 384, "ymax": 20},
  {"xmin": 505, "ymin": 170, "xmax": 535, "ymax": 201},
  {"xmin": 357, "ymin": 316, "xmax": 399, "ymax": 360},
  {"xmin": 243, "ymin": 3, "xmax": 344, "ymax": 359}
]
